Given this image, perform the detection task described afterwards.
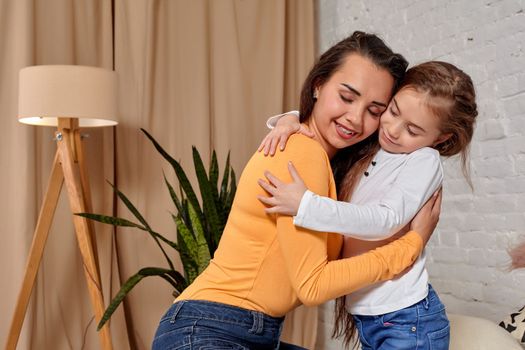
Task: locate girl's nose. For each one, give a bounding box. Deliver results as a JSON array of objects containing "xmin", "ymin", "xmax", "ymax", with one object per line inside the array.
[{"xmin": 388, "ymin": 121, "xmax": 402, "ymax": 139}]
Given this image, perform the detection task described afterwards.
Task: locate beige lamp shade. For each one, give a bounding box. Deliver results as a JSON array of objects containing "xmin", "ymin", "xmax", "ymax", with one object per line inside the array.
[{"xmin": 18, "ymin": 65, "xmax": 117, "ymax": 127}]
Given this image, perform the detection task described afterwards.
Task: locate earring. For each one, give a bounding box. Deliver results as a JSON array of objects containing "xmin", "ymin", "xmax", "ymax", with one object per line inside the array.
[{"xmin": 313, "ymin": 90, "xmax": 318, "ymax": 100}]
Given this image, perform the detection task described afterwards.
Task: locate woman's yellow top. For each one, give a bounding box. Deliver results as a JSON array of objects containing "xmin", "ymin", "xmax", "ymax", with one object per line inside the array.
[{"xmin": 177, "ymin": 134, "xmax": 423, "ymax": 317}]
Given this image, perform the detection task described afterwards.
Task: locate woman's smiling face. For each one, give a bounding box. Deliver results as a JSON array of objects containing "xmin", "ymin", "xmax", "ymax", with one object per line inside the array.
[{"xmin": 308, "ymin": 53, "xmax": 395, "ymax": 158}]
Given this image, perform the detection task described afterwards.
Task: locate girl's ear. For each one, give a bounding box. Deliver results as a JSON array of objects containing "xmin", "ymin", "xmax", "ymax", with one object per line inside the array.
[{"xmin": 433, "ymin": 133, "xmax": 453, "ymax": 147}]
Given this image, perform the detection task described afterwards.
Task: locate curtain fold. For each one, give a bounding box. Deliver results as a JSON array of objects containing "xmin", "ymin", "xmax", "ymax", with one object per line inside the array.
[
  {"xmin": 1, "ymin": 1, "xmax": 128, "ymax": 349},
  {"xmin": 1, "ymin": 0, "xmax": 314, "ymax": 348}
]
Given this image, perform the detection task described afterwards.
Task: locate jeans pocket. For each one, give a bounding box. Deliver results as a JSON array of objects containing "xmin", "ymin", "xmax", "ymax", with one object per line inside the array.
[
  {"xmin": 192, "ymin": 338, "xmax": 250, "ymax": 350},
  {"xmin": 427, "ymin": 324, "xmax": 450, "ymax": 350},
  {"xmin": 353, "ymin": 317, "xmax": 372, "ymax": 349},
  {"xmin": 152, "ymin": 324, "xmax": 193, "ymax": 350},
  {"xmin": 381, "ymin": 307, "xmax": 417, "ymax": 330}
]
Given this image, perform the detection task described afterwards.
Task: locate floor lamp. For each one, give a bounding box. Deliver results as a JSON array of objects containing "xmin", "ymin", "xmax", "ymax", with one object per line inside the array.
[{"xmin": 6, "ymin": 65, "xmax": 117, "ymax": 350}]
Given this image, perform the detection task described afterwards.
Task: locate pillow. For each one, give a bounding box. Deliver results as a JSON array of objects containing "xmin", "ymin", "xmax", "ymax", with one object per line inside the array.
[
  {"xmin": 499, "ymin": 305, "xmax": 525, "ymax": 345},
  {"xmin": 448, "ymin": 313, "xmax": 522, "ymax": 350}
]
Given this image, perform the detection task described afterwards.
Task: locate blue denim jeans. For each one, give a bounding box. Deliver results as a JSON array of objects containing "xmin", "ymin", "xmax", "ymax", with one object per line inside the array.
[
  {"xmin": 152, "ymin": 300, "xmax": 306, "ymax": 350},
  {"xmin": 354, "ymin": 285, "xmax": 450, "ymax": 350}
]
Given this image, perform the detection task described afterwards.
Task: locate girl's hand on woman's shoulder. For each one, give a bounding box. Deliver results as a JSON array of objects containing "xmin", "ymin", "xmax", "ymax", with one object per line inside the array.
[
  {"xmin": 410, "ymin": 188, "xmax": 442, "ymax": 245},
  {"xmin": 258, "ymin": 114, "xmax": 314, "ymax": 156}
]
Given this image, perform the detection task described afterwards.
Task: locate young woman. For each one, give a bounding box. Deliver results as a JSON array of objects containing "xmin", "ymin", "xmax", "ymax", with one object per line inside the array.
[{"xmin": 152, "ymin": 31, "xmax": 441, "ymax": 350}]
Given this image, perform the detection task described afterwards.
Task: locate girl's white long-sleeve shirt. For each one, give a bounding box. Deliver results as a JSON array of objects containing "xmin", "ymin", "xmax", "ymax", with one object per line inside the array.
[
  {"xmin": 267, "ymin": 111, "xmax": 443, "ymax": 315},
  {"xmin": 295, "ymin": 147, "xmax": 443, "ymax": 315}
]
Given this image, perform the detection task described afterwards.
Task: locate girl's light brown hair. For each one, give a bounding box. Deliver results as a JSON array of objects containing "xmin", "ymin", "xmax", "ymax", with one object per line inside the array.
[
  {"xmin": 399, "ymin": 61, "xmax": 478, "ymax": 186},
  {"xmin": 338, "ymin": 61, "xmax": 478, "ymax": 202}
]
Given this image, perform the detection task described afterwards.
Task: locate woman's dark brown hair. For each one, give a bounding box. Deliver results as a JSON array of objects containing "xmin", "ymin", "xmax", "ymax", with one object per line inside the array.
[
  {"xmin": 299, "ymin": 31, "xmax": 407, "ymax": 124},
  {"xmin": 298, "ymin": 31, "xmax": 408, "ymax": 349}
]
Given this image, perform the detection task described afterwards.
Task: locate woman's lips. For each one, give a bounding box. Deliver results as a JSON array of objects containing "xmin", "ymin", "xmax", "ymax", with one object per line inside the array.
[{"xmin": 335, "ymin": 122, "xmax": 357, "ymax": 140}]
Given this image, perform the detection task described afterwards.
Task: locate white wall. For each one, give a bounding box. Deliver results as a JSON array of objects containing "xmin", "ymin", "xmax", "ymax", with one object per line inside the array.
[{"xmin": 316, "ymin": 0, "xmax": 525, "ymax": 348}]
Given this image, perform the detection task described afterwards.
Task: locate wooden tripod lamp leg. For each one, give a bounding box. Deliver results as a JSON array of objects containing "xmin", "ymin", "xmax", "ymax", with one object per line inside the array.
[
  {"xmin": 6, "ymin": 118, "xmax": 114, "ymax": 350},
  {"xmin": 74, "ymin": 130, "xmax": 100, "ymax": 274},
  {"xmin": 5, "ymin": 153, "xmax": 64, "ymax": 350},
  {"xmin": 57, "ymin": 120, "xmax": 113, "ymax": 350}
]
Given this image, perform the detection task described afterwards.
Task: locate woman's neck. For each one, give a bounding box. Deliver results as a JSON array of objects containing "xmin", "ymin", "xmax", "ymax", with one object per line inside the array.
[{"xmin": 304, "ymin": 120, "xmax": 337, "ymax": 159}]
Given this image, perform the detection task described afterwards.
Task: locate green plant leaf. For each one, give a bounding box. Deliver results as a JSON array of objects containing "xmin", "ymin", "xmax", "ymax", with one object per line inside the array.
[
  {"xmin": 97, "ymin": 267, "xmax": 184, "ymax": 330},
  {"xmin": 106, "ymin": 181, "xmax": 151, "ymax": 230},
  {"xmin": 192, "ymin": 146, "xmax": 221, "ymax": 249},
  {"xmin": 209, "ymin": 150, "xmax": 219, "ymax": 193},
  {"xmin": 187, "ymin": 201, "xmax": 211, "ymax": 273},
  {"xmin": 164, "ymin": 173, "xmax": 183, "ymax": 216},
  {"xmin": 104, "ymin": 181, "xmax": 176, "ymax": 269},
  {"xmin": 175, "ymin": 226, "xmax": 199, "ymax": 283},
  {"xmin": 219, "ymin": 151, "xmax": 231, "ymax": 204},
  {"xmin": 173, "ymin": 182, "xmax": 190, "ymax": 227},
  {"xmin": 174, "ymin": 214, "xmax": 200, "ymax": 282},
  {"xmin": 210, "ymin": 150, "xmax": 225, "ymax": 226},
  {"xmin": 141, "ymin": 128, "xmax": 204, "ymax": 220},
  {"xmin": 77, "ymin": 213, "xmax": 177, "ymax": 270},
  {"xmin": 165, "ymin": 269, "xmax": 188, "ymax": 290},
  {"xmin": 84, "ymin": 129, "xmax": 239, "ymax": 329},
  {"xmin": 75, "ymin": 213, "xmax": 145, "ymax": 229}
]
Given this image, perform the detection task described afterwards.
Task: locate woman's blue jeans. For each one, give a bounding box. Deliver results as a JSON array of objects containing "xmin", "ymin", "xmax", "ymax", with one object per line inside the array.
[
  {"xmin": 354, "ymin": 285, "xmax": 450, "ymax": 350},
  {"xmin": 152, "ymin": 300, "xmax": 306, "ymax": 350}
]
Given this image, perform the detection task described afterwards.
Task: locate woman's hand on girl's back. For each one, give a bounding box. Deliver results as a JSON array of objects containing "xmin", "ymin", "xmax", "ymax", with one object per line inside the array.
[
  {"xmin": 257, "ymin": 161, "xmax": 307, "ymax": 216},
  {"xmin": 410, "ymin": 188, "xmax": 442, "ymax": 245},
  {"xmin": 258, "ymin": 114, "xmax": 314, "ymax": 156}
]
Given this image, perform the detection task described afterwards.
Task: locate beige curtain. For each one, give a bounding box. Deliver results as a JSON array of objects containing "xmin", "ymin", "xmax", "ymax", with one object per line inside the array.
[
  {"xmin": 0, "ymin": 0, "xmax": 128, "ymax": 349},
  {"xmin": 1, "ymin": 0, "xmax": 314, "ymax": 348}
]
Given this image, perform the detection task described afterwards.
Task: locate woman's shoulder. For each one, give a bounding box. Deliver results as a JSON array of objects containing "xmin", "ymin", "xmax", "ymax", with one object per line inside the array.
[
  {"xmin": 245, "ymin": 134, "xmax": 334, "ymax": 194},
  {"xmin": 247, "ymin": 134, "xmax": 330, "ymax": 176},
  {"xmin": 285, "ymin": 134, "xmax": 327, "ymax": 158}
]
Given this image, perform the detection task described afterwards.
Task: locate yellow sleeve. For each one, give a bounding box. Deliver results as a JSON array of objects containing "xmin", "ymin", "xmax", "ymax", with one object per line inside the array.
[{"xmin": 273, "ymin": 137, "xmax": 423, "ymax": 306}]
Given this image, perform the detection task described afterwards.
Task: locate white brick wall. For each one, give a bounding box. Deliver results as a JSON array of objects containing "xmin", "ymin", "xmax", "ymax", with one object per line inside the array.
[{"xmin": 316, "ymin": 0, "xmax": 525, "ymax": 348}]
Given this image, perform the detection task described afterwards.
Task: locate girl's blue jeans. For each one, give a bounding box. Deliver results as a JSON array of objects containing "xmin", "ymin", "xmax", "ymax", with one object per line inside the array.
[
  {"xmin": 354, "ymin": 285, "xmax": 450, "ymax": 350},
  {"xmin": 152, "ymin": 300, "xmax": 306, "ymax": 350}
]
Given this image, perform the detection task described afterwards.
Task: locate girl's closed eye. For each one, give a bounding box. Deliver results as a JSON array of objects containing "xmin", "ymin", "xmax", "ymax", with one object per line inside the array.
[
  {"xmin": 407, "ymin": 127, "xmax": 417, "ymax": 136},
  {"xmin": 389, "ymin": 106, "xmax": 399, "ymax": 117}
]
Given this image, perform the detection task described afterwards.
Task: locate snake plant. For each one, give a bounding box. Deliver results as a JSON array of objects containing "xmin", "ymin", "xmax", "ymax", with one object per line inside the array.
[{"xmin": 77, "ymin": 128, "xmax": 236, "ymax": 330}]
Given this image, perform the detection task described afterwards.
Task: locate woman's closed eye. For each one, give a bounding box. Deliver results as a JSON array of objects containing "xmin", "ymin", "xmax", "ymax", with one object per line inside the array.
[
  {"xmin": 340, "ymin": 94, "xmax": 353, "ymax": 103},
  {"xmin": 368, "ymin": 107, "xmax": 382, "ymax": 117}
]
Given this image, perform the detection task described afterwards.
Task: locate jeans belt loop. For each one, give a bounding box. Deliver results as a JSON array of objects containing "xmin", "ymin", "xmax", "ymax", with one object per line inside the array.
[
  {"xmin": 170, "ymin": 301, "xmax": 186, "ymax": 324},
  {"xmin": 249, "ymin": 311, "xmax": 264, "ymax": 335},
  {"xmin": 424, "ymin": 295, "xmax": 430, "ymax": 310}
]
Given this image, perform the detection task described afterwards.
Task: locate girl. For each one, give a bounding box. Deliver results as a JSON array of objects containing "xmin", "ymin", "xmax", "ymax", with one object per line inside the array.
[
  {"xmin": 152, "ymin": 32, "xmax": 442, "ymax": 350},
  {"xmin": 258, "ymin": 61, "xmax": 478, "ymax": 349}
]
